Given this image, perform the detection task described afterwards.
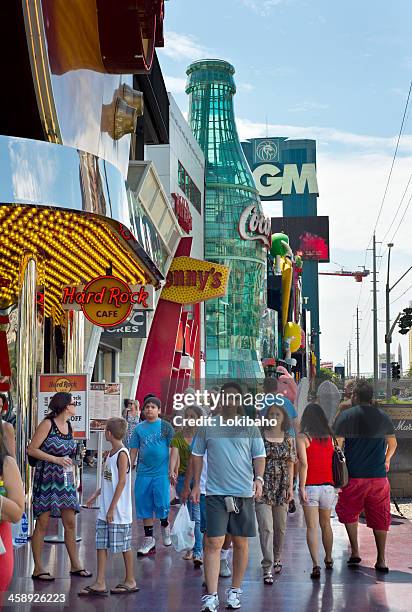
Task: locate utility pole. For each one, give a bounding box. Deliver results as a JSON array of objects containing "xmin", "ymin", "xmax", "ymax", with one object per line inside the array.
[
  {"xmin": 348, "ymin": 342, "xmax": 352, "ymax": 378},
  {"xmin": 386, "ymin": 244, "xmax": 393, "ymax": 400},
  {"xmin": 356, "ymin": 307, "xmax": 360, "ymax": 378},
  {"xmin": 372, "ymin": 233, "xmax": 379, "ymax": 397}
]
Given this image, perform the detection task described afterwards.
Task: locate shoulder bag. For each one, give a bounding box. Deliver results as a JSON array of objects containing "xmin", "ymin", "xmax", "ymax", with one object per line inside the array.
[{"xmin": 332, "ymin": 437, "xmax": 349, "ymax": 488}]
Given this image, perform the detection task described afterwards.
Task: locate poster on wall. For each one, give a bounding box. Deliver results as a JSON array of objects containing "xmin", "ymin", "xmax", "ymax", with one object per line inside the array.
[
  {"xmin": 38, "ymin": 374, "xmax": 89, "ymax": 439},
  {"xmin": 89, "ymin": 382, "xmax": 122, "ymax": 431}
]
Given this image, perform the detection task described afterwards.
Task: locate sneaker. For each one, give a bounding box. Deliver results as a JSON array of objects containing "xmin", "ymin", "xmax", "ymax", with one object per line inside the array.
[
  {"xmin": 201, "ymin": 593, "xmax": 219, "ymax": 612},
  {"xmin": 137, "ymin": 536, "xmax": 156, "ymax": 556},
  {"xmin": 162, "ymin": 524, "xmax": 172, "ymax": 546},
  {"xmin": 193, "ymin": 554, "xmax": 203, "ymax": 568},
  {"xmin": 225, "ymin": 588, "xmax": 242, "ymax": 609},
  {"xmin": 219, "ymin": 558, "xmax": 231, "ymax": 578}
]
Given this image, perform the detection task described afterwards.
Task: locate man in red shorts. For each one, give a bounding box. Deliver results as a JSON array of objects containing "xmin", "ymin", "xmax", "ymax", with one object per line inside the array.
[{"xmin": 334, "ymin": 380, "xmax": 397, "ymax": 573}]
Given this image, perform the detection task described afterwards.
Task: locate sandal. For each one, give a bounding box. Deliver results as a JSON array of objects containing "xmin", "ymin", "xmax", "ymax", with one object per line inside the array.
[
  {"xmin": 273, "ymin": 562, "xmax": 282, "ymax": 574},
  {"xmin": 70, "ymin": 569, "xmax": 93, "ymax": 578},
  {"xmin": 310, "ymin": 566, "xmax": 321, "ymax": 579},
  {"xmin": 347, "ymin": 556, "xmax": 361, "ymax": 567},
  {"xmin": 31, "ymin": 572, "xmax": 55, "ymax": 582},
  {"xmin": 324, "ymin": 559, "xmax": 334, "ymax": 570},
  {"xmin": 182, "ymin": 550, "xmax": 193, "ymax": 561},
  {"xmin": 110, "ymin": 583, "xmax": 140, "ymax": 594},
  {"xmin": 374, "ymin": 563, "xmax": 389, "ymax": 573},
  {"xmin": 263, "ymin": 570, "xmax": 274, "ymax": 585},
  {"xmin": 78, "ymin": 586, "xmax": 108, "ymax": 597}
]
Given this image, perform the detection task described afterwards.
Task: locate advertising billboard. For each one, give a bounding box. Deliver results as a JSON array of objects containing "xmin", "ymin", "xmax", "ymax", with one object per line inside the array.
[
  {"xmin": 242, "ymin": 138, "xmax": 319, "ymax": 202},
  {"xmin": 271, "ymin": 216, "xmax": 330, "ymax": 263}
]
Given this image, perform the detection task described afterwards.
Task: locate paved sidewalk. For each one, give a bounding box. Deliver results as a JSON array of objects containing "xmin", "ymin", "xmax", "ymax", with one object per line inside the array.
[{"xmin": 5, "ymin": 469, "xmax": 412, "ymax": 611}]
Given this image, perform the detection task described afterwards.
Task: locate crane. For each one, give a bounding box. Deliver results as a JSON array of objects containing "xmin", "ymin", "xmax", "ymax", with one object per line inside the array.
[{"xmin": 319, "ymin": 268, "xmax": 370, "ymax": 282}]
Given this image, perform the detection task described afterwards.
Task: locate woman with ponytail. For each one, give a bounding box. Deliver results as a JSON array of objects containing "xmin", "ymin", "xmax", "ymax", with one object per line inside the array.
[
  {"xmin": 297, "ymin": 403, "xmax": 336, "ymax": 580},
  {"xmin": 28, "ymin": 392, "xmax": 91, "ymax": 581},
  {"xmin": 0, "ymin": 418, "xmax": 24, "ymax": 599}
]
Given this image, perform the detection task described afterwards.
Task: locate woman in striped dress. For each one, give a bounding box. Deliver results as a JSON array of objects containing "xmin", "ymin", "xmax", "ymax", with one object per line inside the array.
[{"xmin": 28, "ymin": 392, "xmax": 91, "ymax": 581}]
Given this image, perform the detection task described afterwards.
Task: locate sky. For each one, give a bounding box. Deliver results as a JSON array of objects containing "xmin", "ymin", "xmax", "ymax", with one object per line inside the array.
[{"xmin": 158, "ymin": 0, "xmax": 412, "ymax": 374}]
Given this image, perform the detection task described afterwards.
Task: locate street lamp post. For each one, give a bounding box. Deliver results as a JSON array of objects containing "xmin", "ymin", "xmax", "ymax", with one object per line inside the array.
[{"xmin": 385, "ymin": 243, "xmax": 412, "ymax": 400}]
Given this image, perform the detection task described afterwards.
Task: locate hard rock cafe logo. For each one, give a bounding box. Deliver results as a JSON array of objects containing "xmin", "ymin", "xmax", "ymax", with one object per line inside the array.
[
  {"xmin": 61, "ymin": 276, "xmax": 153, "ymax": 327},
  {"xmin": 238, "ymin": 205, "xmax": 271, "ymax": 249},
  {"xmin": 256, "ymin": 140, "xmax": 278, "ymax": 162},
  {"xmin": 54, "ymin": 378, "xmax": 72, "ymax": 392}
]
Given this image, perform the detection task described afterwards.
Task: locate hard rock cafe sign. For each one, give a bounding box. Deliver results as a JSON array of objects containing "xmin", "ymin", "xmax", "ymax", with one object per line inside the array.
[
  {"xmin": 61, "ymin": 276, "xmax": 154, "ymax": 328},
  {"xmin": 238, "ymin": 204, "xmax": 271, "ymax": 249}
]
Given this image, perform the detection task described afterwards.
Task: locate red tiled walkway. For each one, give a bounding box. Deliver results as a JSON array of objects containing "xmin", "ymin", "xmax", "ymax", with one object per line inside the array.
[{"xmin": 6, "ymin": 471, "xmax": 412, "ymax": 611}]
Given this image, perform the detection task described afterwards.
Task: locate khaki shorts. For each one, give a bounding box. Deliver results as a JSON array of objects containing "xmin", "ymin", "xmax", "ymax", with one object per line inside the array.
[{"xmin": 205, "ymin": 495, "xmax": 256, "ymax": 538}]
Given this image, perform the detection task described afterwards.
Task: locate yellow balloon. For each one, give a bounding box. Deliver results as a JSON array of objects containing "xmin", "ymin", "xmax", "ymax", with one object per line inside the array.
[{"xmin": 284, "ymin": 322, "xmax": 302, "ymax": 353}]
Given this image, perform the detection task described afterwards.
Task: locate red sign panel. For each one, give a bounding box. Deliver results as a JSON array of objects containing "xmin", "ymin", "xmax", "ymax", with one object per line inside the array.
[{"xmin": 172, "ymin": 193, "xmax": 192, "ymax": 233}]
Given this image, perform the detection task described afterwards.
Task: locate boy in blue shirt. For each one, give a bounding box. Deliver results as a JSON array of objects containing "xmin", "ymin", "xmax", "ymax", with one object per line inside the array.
[{"xmin": 130, "ymin": 396, "xmax": 177, "ymax": 556}]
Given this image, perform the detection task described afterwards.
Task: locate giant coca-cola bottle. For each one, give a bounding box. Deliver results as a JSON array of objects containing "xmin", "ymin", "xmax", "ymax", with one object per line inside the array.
[{"xmin": 186, "ymin": 59, "xmax": 267, "ymax": 380}]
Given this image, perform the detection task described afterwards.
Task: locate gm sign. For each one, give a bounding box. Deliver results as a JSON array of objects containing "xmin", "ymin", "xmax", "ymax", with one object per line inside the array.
[{"xmin": 253, "ymin": 163, "xmax": 319, "ymax": 199}]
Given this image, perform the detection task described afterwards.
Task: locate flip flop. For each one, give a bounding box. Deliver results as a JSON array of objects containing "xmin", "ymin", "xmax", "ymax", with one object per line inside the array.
[
  {"xmin": 31, "ymin": 572, "xmax": 55, "ymax": 582},
  {"xmin": 78, "ymin": 586, "xmax": 109, "ymax": 597},
  {"xmin": 347, "ymin": 556, "xmax": 361, "ymax": 566},
  {"xmin": 70, "ymin": 569, "xmax": 93, "ymax": 578},
  {"xmin": 110, "ymin": 583, "xmax": 140, "ymax": 594}
]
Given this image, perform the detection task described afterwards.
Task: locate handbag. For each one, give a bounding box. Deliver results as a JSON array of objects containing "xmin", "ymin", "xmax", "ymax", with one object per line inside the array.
[{"xmin": 332, "ymin": 437, "xmax": 349, "ymax": 488}]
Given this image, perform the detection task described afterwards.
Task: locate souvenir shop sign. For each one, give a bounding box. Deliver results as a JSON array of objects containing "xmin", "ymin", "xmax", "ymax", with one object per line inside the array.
[
  {"xmin": 89, "ymin": 382, "xmax": 122, "ymax": 431},
  {"xmin": 238, "ymin": 204, "xmax": 271, "ymax": 249},
  {"xmin": 38, "ymin": 374, "xmax": 89, "ymax": 439},
  {"xmin": 61, "ymin": 275, "xmax": 154, "ymax": 327},
  {"xmin": 161, "ymin": 257, "xmax": 230, "ymax": 304}
]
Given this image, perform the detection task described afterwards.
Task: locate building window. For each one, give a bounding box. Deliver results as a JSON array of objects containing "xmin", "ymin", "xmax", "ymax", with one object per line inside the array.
[{"xmin": 178, "ymin": 161, "xmax": 201, "ymax": 213}]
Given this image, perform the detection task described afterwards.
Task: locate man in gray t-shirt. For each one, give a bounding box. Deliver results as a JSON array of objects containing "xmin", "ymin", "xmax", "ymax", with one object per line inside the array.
[{"xmin": 191, "ymin": 383, "xmax": 266, "ymax": 612}]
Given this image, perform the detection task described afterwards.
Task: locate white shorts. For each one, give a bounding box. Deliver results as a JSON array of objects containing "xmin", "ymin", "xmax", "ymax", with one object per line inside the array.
[{"xmin": 303, "ymin": 485, "xmax": 335, "ymax": 510}]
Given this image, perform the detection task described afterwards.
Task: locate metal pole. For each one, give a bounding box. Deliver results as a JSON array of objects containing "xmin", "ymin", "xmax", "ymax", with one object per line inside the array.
[
  {"xmin": 349, "ymin": 341, "xmax": 352, "ymax": 377},
  {"xmin": 373, "ymin": 233, "xmax": 379, "ymax": 396},
  {"xmin": 356, "ymin": 307, "xmax": 360, "ymax": 378},
  {"xmin": 386, "ymin": 245, "xmax": 393, "ymax": 400}
]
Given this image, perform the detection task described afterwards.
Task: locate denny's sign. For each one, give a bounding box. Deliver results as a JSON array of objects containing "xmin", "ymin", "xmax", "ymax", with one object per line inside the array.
[
  {"xmin": 161, "ymin": 257, "xmax": 230, "ymax": 304},
  {"xmin": 61, "ymin": 275, "xmax": 154, "ymax": 327}
]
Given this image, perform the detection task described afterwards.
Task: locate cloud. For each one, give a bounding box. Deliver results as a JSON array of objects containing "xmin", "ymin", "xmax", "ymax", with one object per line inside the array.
[
  {"xmin": 160, "ymin": 31, "xmax": 209, "ymax": 62},
  {"xmin": 241, "ymin": 0, "xmax": 285, "ymax": 16},
  {"xmin": 288, "ymin": 101, "xmax": 329, "ymax": 113},
  {"xmin": 164, "ymin": 75, "xmax": 187, "ymax": 94},
  {"xmin": 238, "ymin": 82, "xmax": 254, "ymax": 92},
  {"xmin": 236, "ymin": 117, "xmax": 412, "ymax": 153}
]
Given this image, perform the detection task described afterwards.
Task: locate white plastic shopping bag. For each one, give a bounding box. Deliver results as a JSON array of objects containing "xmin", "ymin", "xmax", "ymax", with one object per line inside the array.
[{"xmin": 171, "ymin": 504, "xmax": 195, "ymax": 552}]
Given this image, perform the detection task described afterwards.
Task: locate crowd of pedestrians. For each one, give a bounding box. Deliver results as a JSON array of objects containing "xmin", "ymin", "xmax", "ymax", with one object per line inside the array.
[{"xmin": 0, "ymin": 377, "xmax": 398, "ymax": 610}]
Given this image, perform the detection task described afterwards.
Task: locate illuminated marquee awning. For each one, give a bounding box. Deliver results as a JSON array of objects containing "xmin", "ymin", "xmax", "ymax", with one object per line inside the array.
[{"xmin": 0, "ymin": 205, "xmax": 159, "ymax": 322}]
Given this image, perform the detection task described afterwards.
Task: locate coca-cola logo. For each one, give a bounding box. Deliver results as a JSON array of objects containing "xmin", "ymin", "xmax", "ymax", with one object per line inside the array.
[{"xmin": 238, "ymin": 204, "xmax": 271, "ymax": 249}]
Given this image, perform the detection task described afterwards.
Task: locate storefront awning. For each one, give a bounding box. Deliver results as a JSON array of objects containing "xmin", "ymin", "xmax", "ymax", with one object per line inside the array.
[{"xmin": 0, "ymin": 204, "xmax": 160, "ymax": 322}]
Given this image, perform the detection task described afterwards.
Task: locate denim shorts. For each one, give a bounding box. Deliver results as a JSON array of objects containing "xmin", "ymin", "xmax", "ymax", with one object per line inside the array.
[{"xmin": 302, "ymin": 485, "xmax": 335, "ymax": 510}]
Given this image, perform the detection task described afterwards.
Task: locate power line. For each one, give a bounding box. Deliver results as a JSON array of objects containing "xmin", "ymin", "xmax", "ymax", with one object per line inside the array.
[
  {"xmin": 390, "ymin": 185, "xmax": 412, "ymax": 244},
  {"xmin": 381, "ymin": 173, "xmax": 412, "ymax": 243},
  {"xmin": 373, "ymin": 79, "xmax": 412, "ymax": 234}
]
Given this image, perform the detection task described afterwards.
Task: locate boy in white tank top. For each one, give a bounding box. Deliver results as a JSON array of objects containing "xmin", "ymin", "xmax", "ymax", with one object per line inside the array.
[{"xmin": 79, "ymin": 417, "xmax": 138, "ymax": 597}]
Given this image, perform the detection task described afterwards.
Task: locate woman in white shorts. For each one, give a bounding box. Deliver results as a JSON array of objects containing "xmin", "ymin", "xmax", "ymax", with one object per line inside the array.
[{"xmin": 297, "ymin": 403, "xmax": 335, "ymax": 579}]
